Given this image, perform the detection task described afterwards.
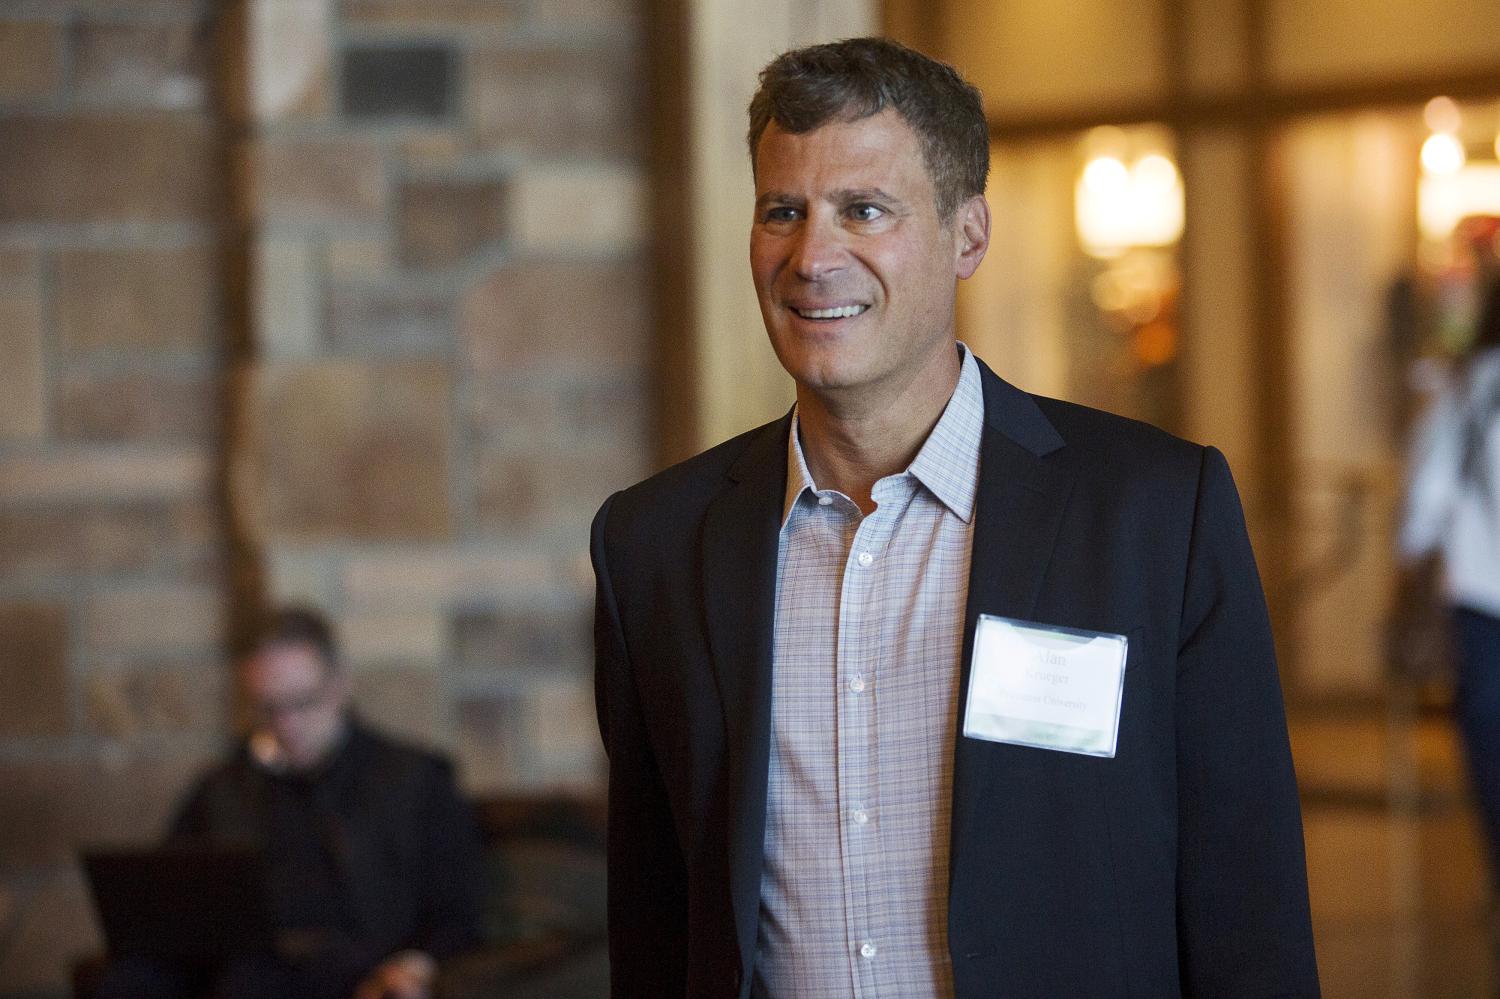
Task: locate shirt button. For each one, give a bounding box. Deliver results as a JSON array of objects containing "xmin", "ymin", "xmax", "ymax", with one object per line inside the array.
[
  {"xmin": 856, "ymin": 551, "xmax": 874, "ymax": 567},
  {"xmin": 851, "ymin": 807, "xmax": 869, "ymax": 825},
  {"xmin": 860, "ymin": 941, "xmax": 877, "ymax": 959},
  {"xmin": 848, "ymin": 675, "xmax": 867, "ymax": 693},
  {"xmin": 817, "ymin": 495, "xmax": 833, "ymax": 506}
]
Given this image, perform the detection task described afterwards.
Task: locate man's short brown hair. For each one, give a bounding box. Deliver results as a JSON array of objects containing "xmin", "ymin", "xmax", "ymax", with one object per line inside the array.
[
  {"xmin": 747, "ymin": 36, "xmax": 990, "ymax": 221},
  {"xmin": 250, "ymin": 605, "xmax": 340, "ymax": 672}
]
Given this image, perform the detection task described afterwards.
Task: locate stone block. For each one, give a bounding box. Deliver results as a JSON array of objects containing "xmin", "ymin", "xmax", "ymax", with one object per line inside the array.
[
  {"xmin": 0, "ymin": 751, "xmax": 211, "ymax": 866},
  {"xmin": 245, "ymin": 361, "xmax": 452, "ymax": 541},
  {"xmin": 341, "ymin": 43, "xmax": 454, "ymax": 121},
  {"xmin": 339, "ymin": 0, "xmax": 524, "ymax": 27},
  {"xmin": 474, "ymin": 438, "xmax": 645, "ymax": 538},
  {"xmin": 84, "ymin": 663, "xmax": 227, "ymax": 739},
  {"xmin": 469, "ymin": 45, "xmax": 643, "ymax": 158},
  {"xmin": 263, "ymin": 545, "xmax": 338, "ymax": 610},
  {"xmin": 248, "ymin": 0, "xmax": 331, "ymax": 121},
  {"xmin": 70, "ymin": 19, "xmax": 209, "ymax": 109},
  {"xmin": 0, "ymin": 21, "xmax": 61, "ymax": 100},
  {"xmin": 83, "ymin": 585, "xmax": 223, "ymax": 656},
  {"xmin": 529, "ymin": 0, "xmax": 643, "ymax": 36},
  {"xmin": 455, "ymin": 692, "xmax": 524, "ymax": 792},
  {"xmin": 351, "ymin": 667, "xmax": 441, "ymax": 747},
  {"xmin": 0, "ymin": 602, "xmax": 70, "ymax": 738},
  {"xmin": 451, "ymin": 603, "xmax": 589, "ymax": 675},
  {"xmin": 342, "ymin": 549, "xmax": 558, "ymax": 606},
  {"xmin": 340, "ymin": 609, "xmax": 446, "ymax": 668},
  {"xmin": 242, "ymin": 136, "xmax": 386, "ymax": 224},
  {"xmin": 64, "ymin": 0, "xmax": 205, "ymax": 9},
  {"xmin": 461, "ymin": 258, "xmax": 649, "ymax": 374},
  {"xmin": 0, "ymin": 504, "xmax": 175, "ymax": 577},
  {"xmin": 0, "ymin": 449, "xmax": 211, "ymax": 503},
  {"xmin": 57, "ymin": 370, "xmax": 217, "ymax": 442},
  {"xmin": 555, "ymin": 374, "xmax": 650, "ymax": 441},
  {"xmin": 0, "ymin": 291, "xmax": 46, "ymax": 440},
  {"xmin": 398, "ymin": 132, "xmax": 469, "ymax": 170},
  {"xmin": 0, "ymin": 114, "xmax": 217, "ymax": 223},
  {"xmin": 0, "ymin": 867, "xmax": 101, "ymax": 994},
  {"xmin": 510, "ymin": 162, "xmax": 645, "ymax": 255},
  {"xmin": 252, "ymin": 236, "xmax": 319, "ymax": 359},
  {"xmin": 56, "ymin": 246, "xmax": 216, "ymax": 352},
  {"xmin": 520, "ymin": 676, "xmax": 602, "ymax": 782},
  {"xmin": 323, "ymin": 282, "xmax": 452, "ymax": 353},
  {"xmin": 0, "ymin": 244, "xmax": 40, "ymax": 289},
  {"xmin": 168, "ymin": 497, "xmax": 221, "ymax": 550},
  {"xmin": 397, "ymin": 176, "xmax": 509, "ymax": 269},
  {"xmin": 326, "ymin": 237, "xmax": 391, "ymax": 277}
]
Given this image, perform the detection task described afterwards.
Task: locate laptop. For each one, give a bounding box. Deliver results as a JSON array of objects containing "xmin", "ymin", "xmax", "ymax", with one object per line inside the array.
[{"xmin": 82, "ymin": 846, "xmax": 273, "ymax": 965}]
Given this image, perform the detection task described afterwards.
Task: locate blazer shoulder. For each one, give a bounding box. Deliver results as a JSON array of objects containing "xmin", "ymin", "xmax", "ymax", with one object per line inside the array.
[{"xmin": 1032, "ymin": 393, "xmax": 1206, "ymax": 478}]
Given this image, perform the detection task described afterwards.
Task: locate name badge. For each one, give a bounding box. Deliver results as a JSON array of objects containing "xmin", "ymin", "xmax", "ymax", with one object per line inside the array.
[{"xmin": 962, "ymin": 614, "xmax": 1128, "ymax": 758}]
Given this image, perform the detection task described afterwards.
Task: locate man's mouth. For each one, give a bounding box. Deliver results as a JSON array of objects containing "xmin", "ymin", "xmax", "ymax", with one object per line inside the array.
[{"xmin": 789, "ymin": 304, "xmax": 869, "ymax": 320}]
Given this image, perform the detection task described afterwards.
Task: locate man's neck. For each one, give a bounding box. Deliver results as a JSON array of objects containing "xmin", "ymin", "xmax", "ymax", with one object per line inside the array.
[{"xmin": 796, "ymin": 345, "xmax": 962, "ymax": 514}]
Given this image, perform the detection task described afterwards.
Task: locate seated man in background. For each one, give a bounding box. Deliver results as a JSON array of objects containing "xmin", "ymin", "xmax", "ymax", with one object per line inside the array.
[{"xmin": 98, "ymin": 606, "xmax": 485, "ymax": 999}]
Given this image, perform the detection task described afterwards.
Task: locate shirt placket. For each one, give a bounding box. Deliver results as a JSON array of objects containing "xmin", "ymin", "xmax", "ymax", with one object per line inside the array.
[{"xmin": 835, "ymin": 492, "xmax": 900, "ymax": 999}]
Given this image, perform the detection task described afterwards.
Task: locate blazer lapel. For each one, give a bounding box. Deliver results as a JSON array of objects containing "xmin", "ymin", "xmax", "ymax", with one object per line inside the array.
[
  {"xmin": 949, "ymin": 364, "xmax": 1077, "ymax": 892},
  {"xmin": 700, "ymin": 413, "xmax": 790, "ymax": 975}
]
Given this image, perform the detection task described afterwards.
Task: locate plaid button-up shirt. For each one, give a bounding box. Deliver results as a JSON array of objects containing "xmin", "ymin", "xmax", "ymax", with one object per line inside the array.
[{"xmin": 754, "ymin": 344, "xmax": 982, "ymax": 999}]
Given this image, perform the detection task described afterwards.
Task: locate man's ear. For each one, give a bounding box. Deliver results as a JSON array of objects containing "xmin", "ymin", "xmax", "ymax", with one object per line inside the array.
[{"xmin": 953, "ymin": 194, "xmax": 991, "ymax": 280}]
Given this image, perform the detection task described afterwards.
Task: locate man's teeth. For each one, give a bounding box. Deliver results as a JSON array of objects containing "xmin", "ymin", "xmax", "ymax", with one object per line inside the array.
[{"xmin": 795, "ymin": 305, "xmax": 866, "ymax": 319}]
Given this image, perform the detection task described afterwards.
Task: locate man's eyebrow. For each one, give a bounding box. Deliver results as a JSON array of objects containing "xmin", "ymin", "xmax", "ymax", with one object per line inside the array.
[
  {"xmin": 754, "ymin": 191, "xmax": 804, "ymax": 211},
  {"xmin": 833, "ymin": 187, "xmax": 903, "ymax": 206},
  {"xmin": 754, "ymin": 188, "xmax": 907, "ymax": 211}
]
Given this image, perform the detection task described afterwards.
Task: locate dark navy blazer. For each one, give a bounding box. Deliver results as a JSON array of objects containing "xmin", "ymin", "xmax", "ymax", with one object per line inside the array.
[{"xmin": 591, "ymin": 357, "xmax": 1320, "ymax": 999}]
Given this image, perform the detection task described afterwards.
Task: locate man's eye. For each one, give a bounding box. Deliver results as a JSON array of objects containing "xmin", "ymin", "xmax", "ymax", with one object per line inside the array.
[
  {"xmin": 763, "ymin": 206, "xmax": 800, "ymax": 224},
  {"xmin": 849, "ymin": 204, "xmax": 884, "ymax": 222}
]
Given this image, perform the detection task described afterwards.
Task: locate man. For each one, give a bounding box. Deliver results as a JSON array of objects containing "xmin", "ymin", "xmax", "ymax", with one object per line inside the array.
[
  {"xmin": 591, "ymin": 37, "xmax": 1319, "ymax": 999},
  {"xmin": 98, "ymin": 607, "xmax": 484, "ymax": 999}
]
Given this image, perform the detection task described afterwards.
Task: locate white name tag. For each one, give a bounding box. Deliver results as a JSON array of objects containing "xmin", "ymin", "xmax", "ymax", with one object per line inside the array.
[{"xmin": 962, "ymin": 614, "xmax": 1128, "ymax": 758}]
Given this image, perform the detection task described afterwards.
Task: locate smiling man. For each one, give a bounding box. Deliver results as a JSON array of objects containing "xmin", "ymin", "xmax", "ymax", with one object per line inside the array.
[{"xmin": 591, "ymin": 37, "xmax": 1319, "ymax": 999}]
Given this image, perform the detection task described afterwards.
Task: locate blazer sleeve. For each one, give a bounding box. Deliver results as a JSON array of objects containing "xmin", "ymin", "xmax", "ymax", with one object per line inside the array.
[
  {"xmin": 1174, "ymin": 446, "xmax": 1321, "ymax": 997},
  {"xmin": 592, "ymin": 494, "xmax": 691, "ymax": 998}
]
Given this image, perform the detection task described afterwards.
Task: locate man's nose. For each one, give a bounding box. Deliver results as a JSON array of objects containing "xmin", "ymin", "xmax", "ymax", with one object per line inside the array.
[{"xmin": 790, "ymin": 217, "xmax": 847, "ymax": 282}]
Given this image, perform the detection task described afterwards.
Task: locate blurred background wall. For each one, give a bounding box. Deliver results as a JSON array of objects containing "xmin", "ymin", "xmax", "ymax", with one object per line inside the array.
[
  {"xmin": 0, "ymin": 0, "xmax": 655, "ymax": 988},
  {"xmin": 3, "ymin": 0, "xmax": 1500, "ymax": 995}
]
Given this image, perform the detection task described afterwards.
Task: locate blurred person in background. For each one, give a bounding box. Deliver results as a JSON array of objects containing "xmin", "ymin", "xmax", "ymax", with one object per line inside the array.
[
  {"xmin": 97, "ymin": 606, "xmax": 484, "ymax": 999},
  {"xmin": 1399, "ymin": 276, "xmax": 1500, "ymax": 910}
]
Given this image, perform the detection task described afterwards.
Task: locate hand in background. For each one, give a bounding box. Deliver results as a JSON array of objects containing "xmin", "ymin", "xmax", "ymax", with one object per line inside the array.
[{"xmin": 353, "ymin": 950, "xmax": 437, "ymax": 999}]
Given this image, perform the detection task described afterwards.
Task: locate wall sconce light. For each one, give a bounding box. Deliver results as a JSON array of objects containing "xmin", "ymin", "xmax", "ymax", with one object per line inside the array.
[
  {"xmin": 1075, "ymin": 139, "xmax": 1184, "ymax": 259},
  {"xmin": 1073, "ymin": 128, "xmax": 1184, "ymax": 370}
]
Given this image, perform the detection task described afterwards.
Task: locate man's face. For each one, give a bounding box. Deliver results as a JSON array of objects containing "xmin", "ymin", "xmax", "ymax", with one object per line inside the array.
[
  {"xmin": 750, "ymin": 108, "xmax": 987, "ymax": 405},
  {"xmin": 241, "ymin": 641, "xmax": 348, "ymax": 771}
]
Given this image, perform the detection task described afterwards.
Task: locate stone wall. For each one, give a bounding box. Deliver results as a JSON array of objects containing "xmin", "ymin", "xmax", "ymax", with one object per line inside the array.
[
  {"xmin": 0, "ymin": 0, "xmax": 651, "ymax": 992},
  {"xmin": 0, "ymin": 0, "xmax": 229, "ymax": 990}
]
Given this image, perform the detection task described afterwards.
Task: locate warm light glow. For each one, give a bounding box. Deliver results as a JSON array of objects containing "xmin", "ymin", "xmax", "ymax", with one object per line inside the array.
[
  {"xmin": 1083, "ymin": 126, "xmax": 1129, "ymax": 161},
  {"xmin": 1424, "ymin": 96, "xmax": 1462, "ymax": 134},
  {"xmin": 1134, "ymin": 154, "xmax": 1178, "ymax": 192},
  {"xmin": 1075, "ymin": 152, "xmax": 1184, "ymax": 258},
  {"xmin": 1083, "ymin": 156, "xmax": 1129, "ymax": 194},
  {"xmin": 1421, "ymin": 133, "xmax": 1466, "ymax": 175},
  {"xmin": 1418, "ymin": 164, "xmax": 1500, "ymax": 242}
]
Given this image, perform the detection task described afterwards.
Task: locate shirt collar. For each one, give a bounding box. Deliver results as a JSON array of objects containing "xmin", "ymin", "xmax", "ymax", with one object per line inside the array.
[{"xmin": 781, "ymin": 342, "xmax": 984, "ymax": 527}]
